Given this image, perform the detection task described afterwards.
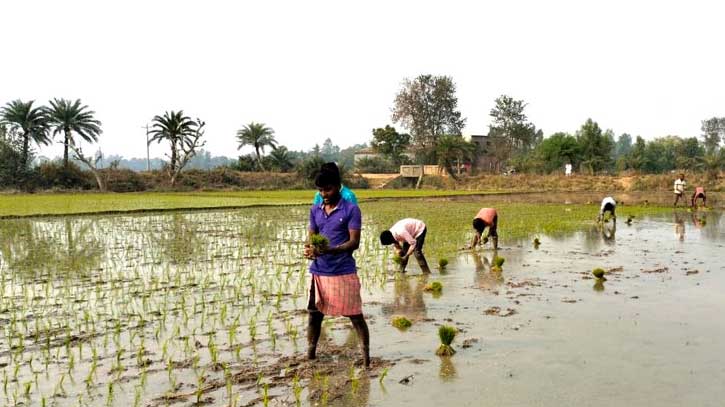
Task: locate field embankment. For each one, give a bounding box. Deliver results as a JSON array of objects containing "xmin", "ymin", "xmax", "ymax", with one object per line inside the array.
[{"xmin": 0, "ymin": 189, "xmax": 503, "ymax": 218}]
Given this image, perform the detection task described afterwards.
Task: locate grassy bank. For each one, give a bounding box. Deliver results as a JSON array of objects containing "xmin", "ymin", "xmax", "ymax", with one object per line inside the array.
[{"xmin": 0, "ymin": 189, "xmax": 502, "ymax": 218}]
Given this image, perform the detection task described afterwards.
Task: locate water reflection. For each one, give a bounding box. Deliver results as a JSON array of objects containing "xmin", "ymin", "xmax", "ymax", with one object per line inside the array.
[
  {"xmin": 439, "ymin": 355, "xmax": 457, "ymax": 381},
  {"xmin": 593, "ymin": 279, "xmax": 605, "ymax": 292},
  {"xmin": 381, "ymin": 274, "xmax": 428, "ymax": 320},
  {"xmin": 0, "ymin": 218, "xmax": 103, "ymax": 277},
  {"xmin": 472, "ymin": 251, "xmax": 504, "ymax": 289},
  {"xmin": 601, "ymin": 221, "xmax": 616, "ymax": 243},
  {"xmin": 151, "ymin": 213, "xmax": 204, "ymax": 264},
  {"xmin": 673, "ymin": 212, "xmax": 685, "ymax": 241}
]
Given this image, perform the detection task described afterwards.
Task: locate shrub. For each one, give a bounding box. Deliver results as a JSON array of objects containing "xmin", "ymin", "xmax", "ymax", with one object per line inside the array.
[
  {"xmin": 355, "ymin": 156, "xmax": 398, "ymax": 173},
  {"xmin": 103, "ymin": 168, "xmax": 147, "ymax": 192},
  {"xmin": 35, "ymin": 161, "xmax": 94, "ymax": 190}
]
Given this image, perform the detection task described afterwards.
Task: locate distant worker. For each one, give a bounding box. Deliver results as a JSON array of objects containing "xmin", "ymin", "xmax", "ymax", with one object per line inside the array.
[
  {"xmin": 565, "ymin": 163, "xmax": 572, "ymax": 177},
  {"xmin": 691, "ymin": 186, "xmax": 706, "ymax": 208},
  {"xmin": 312, "ymin": 162, "xmax": 357, "ymax": 206},
  {"xmin": 380, "ymin": 218, "xmax": 430, "ymax": 273},
  {"xmin": 598, "ymin": 196, "xmax": 617, "ymax": 222},
  {"xmin": 470, "ymin": 208, "xmax": 498, "ymax": 250},
  {"xmin": 673, "ymin": 173, "xmax": 686, "ymax": 207}
]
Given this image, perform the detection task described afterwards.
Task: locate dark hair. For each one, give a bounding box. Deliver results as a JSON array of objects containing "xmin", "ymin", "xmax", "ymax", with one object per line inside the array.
[
  {"xmin": 314, "ymin": 167, "xmax": 341, "ymax": 188},
  {"xmin": 321, "ymin": 162, "xmax": 340, "ymax": 177},
  {"xmin": 379, "ymin": 230, "xmax": 395, "ymax": 245},
  {"xmin": 472, "ymin": 218, "xmax": 486, "ymax": 233}
]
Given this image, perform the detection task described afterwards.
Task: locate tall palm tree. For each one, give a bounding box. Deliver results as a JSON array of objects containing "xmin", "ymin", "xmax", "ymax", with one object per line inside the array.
[
  {"xmin": 236, "ymin": 122, "xmax": 277, "ymax": 171},
  {"xmin": 47, "ymin": 98, "xmax": 102, "ymax": 168},
  {"xmin": 0, "ymin": 100, "xmax": 51, "ymax": 168},
  {"xmin": 148, "ymin": 110, "xmax": 198, "ymax": 173}
]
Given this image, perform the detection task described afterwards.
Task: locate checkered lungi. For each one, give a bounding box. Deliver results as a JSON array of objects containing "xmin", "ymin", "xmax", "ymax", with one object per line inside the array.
[{"xmin": 307, "ymin": 273, "xmax": 363, "ymax": 316}]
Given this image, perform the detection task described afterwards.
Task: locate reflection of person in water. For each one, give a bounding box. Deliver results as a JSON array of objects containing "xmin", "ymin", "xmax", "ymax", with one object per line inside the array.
[
  {"xmin": 472, "ymin": 251, "xmax": 504, "ymax": 289},
  {"xmin": 674, "ymin": 212, "xmax": 685, "ymax": 241},
  {"xmin": 691, "ymin": 212, "xmax": 705, "ymax": 229},
  {"xmin": 380, "ymin": 274, "xmax": 428, "ymax": 320},
  {"xmin": 601, "ymin": 220, "xmax": 616, "ymax": 242}
]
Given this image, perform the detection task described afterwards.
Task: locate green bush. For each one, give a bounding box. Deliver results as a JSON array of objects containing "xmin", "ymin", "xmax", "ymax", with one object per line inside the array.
[
  {"xmin": 103, "ymin": 168, "xmax": 147, "ymax": 192},
  {"xmin": 35, "ymin": 161, "xmax": 94, "ymax": 190}
]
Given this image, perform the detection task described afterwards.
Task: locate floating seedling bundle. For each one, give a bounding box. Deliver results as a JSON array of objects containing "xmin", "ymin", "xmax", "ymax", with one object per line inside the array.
[
  {"xmin": 391, "ymin": 315, "xmax": 413, "ymax": 329},
  {"xmin": 424, "ymin": 281, "xmax": 443, "ymax": 294},
  {"xmin": 491, "ymin": 256, "xmax": 505, "ymax": 272}
]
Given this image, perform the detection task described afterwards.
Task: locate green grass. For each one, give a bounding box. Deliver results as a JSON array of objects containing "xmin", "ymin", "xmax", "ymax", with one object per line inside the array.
[
  {"xmin": 0, "ymin": 189, "xmax": 498, "ymax": 218},
  {"xmin": 360, "ymin": 200, "xmax": 675, "ymax": 259}
]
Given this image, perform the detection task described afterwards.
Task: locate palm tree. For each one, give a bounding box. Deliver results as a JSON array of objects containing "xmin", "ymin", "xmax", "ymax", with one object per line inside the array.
[
  {"xmin": 236, "ymin": 122, "xmax": 277, "ymax": 171},
  {"xmin": 47, "ymin": 98, "xmax": 102, "ymax": 168},
  {"xmin": 149, "ymin": 111, "xmax": 198, "ymax": 172},
  {"xmin": 0, "ymin": 100, "xmax": 51, "ymax": 168},
  {"xmin": 436, "ymin": 135, "xmax": 476, "ymax": 179},
  {"xmin": 699, "ymin": 150, "xmax": 724, "ymax": 180},
  {"xmin": 269, "ymin": 145, "xmax": 293, "ymax": 172}
]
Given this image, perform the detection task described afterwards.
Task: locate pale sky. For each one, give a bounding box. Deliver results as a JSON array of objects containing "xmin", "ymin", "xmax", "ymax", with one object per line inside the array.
[{"xmin": 1, "ymin": 0, "xmax": 723, "ymax": 160}]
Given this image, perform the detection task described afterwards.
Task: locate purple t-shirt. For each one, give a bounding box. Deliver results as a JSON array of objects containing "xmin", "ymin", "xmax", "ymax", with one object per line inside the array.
[{"xmin": 308, "ymin": 199, "xmax": 362, "ymax": 276}]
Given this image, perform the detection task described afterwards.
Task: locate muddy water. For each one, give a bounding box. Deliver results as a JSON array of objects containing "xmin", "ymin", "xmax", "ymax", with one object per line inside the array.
[
  {"xmin": 356, "ymin": 210, "xmax": 725, "ymax": 406},
  {"xmin": 0, "ymin": 206, "xmax": 722, "ymax": 406}
]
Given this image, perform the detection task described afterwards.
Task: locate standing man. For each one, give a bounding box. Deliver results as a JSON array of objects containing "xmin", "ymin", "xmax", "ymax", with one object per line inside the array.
[
  {"xmin": 673, "ymin": 173, "xmax": 686, "ymax": 207},
  {"xmin": 380, "ymin": 218, "xmax": 430, "ymax": 273},
  {"xmin": 470, "ymin": 208, "xmax": 498, "ymax": 249},
  {"xmin": 565, "ymin": 163, "xmax": 572, "ymax": 177},
  {"xmin": 303, "ymin": 166, "xmax": 370, "ymax": 367}
]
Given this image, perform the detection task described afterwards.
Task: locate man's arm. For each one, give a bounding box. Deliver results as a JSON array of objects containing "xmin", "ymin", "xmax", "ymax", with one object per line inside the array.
[
  {"xmin": 324, "ymin": 229, "xmax": 361, "ymax": 254},
  {"xmin": 470, "ymin": 232, "xmax": 481, "ymax": 249}
]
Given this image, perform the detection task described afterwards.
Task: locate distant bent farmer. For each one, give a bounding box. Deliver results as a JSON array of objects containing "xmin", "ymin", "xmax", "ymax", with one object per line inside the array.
[
  {"xmin": 470, "ymin": 208, "xmax": 498, "ymax": 250},
  {"xmin": 598, "ymin": 196, "xmax": 617, "ymax": 222},
  {"xmin": 691, "ymin": 186, "xmax": 706, "ymax": 208},
  {"xmin": 303, "ymin": 166, "xmax": 370, "ymax": 367},
  {"xmin": 673, "ymin": 173, "xmax": 686, "ymax": 207},
  {"xmin": 380, "ymin": 218, "xmax": 431, "ymax": 273}
]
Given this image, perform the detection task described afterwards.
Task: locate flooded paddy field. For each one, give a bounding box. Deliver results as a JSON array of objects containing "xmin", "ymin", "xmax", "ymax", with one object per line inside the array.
[{"xmin": 0, "ymin": 198, "xmax": 722, "ymax": 406}]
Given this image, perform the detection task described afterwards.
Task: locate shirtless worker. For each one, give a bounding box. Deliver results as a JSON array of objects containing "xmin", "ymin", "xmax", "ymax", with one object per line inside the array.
[
  {"xmin": 691, "ymin": 186, "xmax": 706, "ymax": 208},
  {"xmin": 470, "ymin": 208, "xmax": 498, "ymax": 250}
]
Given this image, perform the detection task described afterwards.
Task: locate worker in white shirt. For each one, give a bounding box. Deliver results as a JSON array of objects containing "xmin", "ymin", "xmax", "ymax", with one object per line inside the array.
[
  {"xmin": 673, "ymin": 173, "xmax": 686, "ymax": 207},
  {"xmin": 597, "ymin": 196, "xmax": 617, "ymax": 223}
]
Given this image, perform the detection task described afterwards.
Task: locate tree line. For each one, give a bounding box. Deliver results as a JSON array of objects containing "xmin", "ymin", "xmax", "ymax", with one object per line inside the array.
[
  {"xmin": 0, "ymin": 98, "xmax": 363, "ymax": 191},
  {"xmin": 362, "ymin": 74, "xmax": 724, "ymax": 178},
  {"xmin": 2, "ymin": 82, "xmax": 723, "ymax": 191}
]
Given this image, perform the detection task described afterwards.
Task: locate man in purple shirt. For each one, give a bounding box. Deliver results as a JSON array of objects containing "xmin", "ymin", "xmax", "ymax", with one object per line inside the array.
[{"xmin": 303, "ymin": 167, "xmax": 370, "ymax": 367}]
